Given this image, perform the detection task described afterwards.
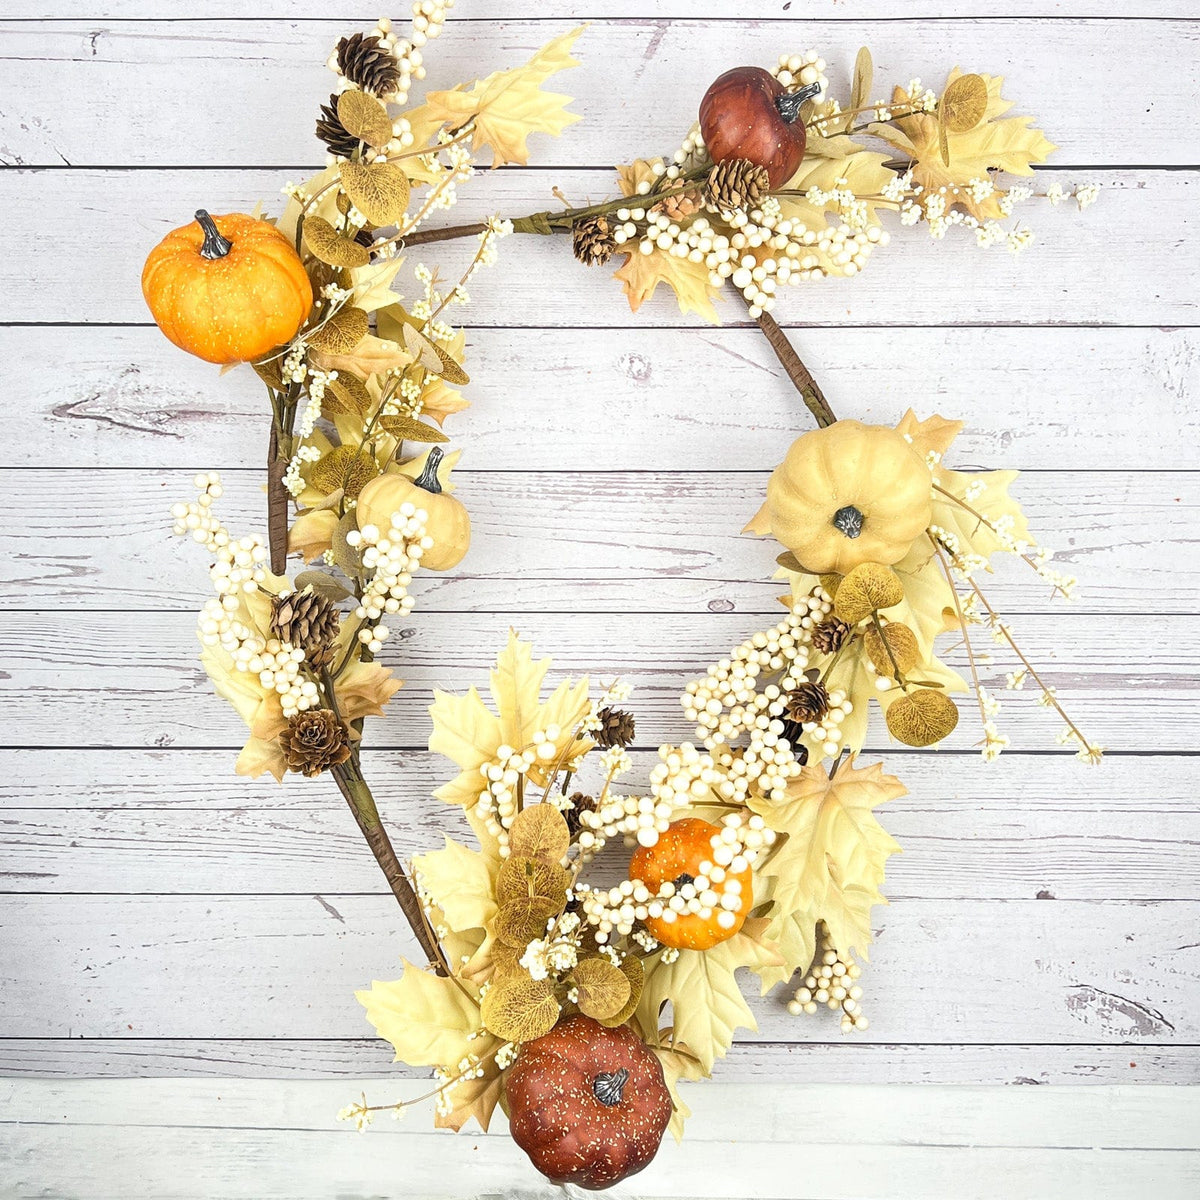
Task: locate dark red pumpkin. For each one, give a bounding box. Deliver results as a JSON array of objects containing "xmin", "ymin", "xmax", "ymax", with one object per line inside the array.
[
  {"xmin": 699, "ymin": 66, "xmax": 822, "ymax": 189},
  {"xmin": 506, "ymin": 1014, "xmax": 672, "ymax": 1190}
]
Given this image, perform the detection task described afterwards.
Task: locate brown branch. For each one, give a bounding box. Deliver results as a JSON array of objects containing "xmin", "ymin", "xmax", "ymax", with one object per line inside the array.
[
  {"xmin": 266, "ymin": 424, "xmax": 289, "ymax": 575},
  {"xmin": 399, "ymin": 221, "xmax": 489, "ymax": 247},
  {"xmin": 745, "ymin": 300, "xmax": 838, "ymax": 428},
  {"xmin": 332, "ymin": 762, "xmax": 449, "ymax": 976}
]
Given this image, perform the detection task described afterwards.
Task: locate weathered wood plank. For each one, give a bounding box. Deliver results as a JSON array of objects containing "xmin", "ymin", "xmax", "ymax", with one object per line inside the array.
[
  {"xmin": 0, "ymin": 169, "xmax": 1187, "ymax": 326},
  {"xmin": 1, "ymin": 1037, "xmax": 1193, "ymax": 1085},
  {"xmin": 5, "ymin": 469, "xmax": 1195, "ymax": 614},
  {"xmin": 9, "ymin": 326, "xmax": 1197, "ymax": 472},
  {"xmin": 0, "ymin": 18, "xmax": 1193, "ymax": 166},
  {"xmin": 1, "ymin": 894, "xmax": 1195, "ymax": 1043},
  {"xmin": 3, "ymin": 1100, "xmax": 1195, "ymax": 1200},
  {"xmin": 0, "ymin": 611, "xmax": 1192, "ymax": 751}
]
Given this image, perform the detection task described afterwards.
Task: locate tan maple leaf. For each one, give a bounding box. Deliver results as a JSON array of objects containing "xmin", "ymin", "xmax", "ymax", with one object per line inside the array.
[
  {"xmin": 615, "ymin": 156, "xmax": 665, "ymax": 198},
  {"xmin": 747, "ymin": 757, "xmax": 904, "ymax": 965},
  {"xmin": 868, "ymin": 71, "xmax": 1056, "ymax": 220},
  {"xmin": 613, "ymin": 246, "xmax": 722, "ymax": 323},
  {"xmin": 334, "ymin": 658, "xmax": 402, "ymax": 723},
  {"xmin": 419, "ymin": 27, "xmax": 584, "ymax": 167},
  {"xmin": 636, "ymin": 917, "xmax": 782, "ymax": 1073},
  {"xmin": 650, "ymin": 1035, "xmax": 708, "ymax": 1143},
  {"xmin": 413, "ymin": 836, "xmax": 499, "ymax": 934}
]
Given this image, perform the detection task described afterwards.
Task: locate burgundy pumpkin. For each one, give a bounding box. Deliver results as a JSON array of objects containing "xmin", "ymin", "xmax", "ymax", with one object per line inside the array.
[
  {"xmin": 506, "ymin": 1014, "xmax": 672, "ymax": 1190},
  {"xmin": 699, "ymin": 66, "xmax": 822, "ymax": 189}
]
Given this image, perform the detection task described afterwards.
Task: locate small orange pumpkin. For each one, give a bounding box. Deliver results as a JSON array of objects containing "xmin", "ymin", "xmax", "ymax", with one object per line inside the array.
[
  {"xmin": 142, "ymin": 210, "xmax": 313, "ymax": 364},
  {"xmin": 629, "ymin": 817, "xmax": 754, "ymax": 951}
]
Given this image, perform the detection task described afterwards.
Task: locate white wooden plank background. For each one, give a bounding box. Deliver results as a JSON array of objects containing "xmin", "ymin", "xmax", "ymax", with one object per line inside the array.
[{"xmin": 2, "ymin": 2, "xmax": 1199, "ymax": 1197}]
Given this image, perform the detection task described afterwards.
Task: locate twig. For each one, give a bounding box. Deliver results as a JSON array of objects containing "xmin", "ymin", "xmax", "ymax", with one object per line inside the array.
[
  {"xmin": 742, "ymin": 298, "xmax": 838, "ymax": 428},
  {"xmin": 266, "ymin": 423, "xmax": 289, "ymax": 576}
]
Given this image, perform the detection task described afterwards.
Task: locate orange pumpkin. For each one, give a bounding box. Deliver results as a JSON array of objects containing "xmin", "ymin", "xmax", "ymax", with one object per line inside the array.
[
  {"xmin": 629, "ymin": 818, "xmax": 753, "ymax": 951},
  {"xmin": 142, "ymin": 210, "xmax": 313, "ymax": 364}
]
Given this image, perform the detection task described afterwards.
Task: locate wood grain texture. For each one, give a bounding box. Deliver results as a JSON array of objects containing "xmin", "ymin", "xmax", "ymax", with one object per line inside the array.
[
  {"xmin": 0, "ymin": 16, "xmax": 1193, "ymax": 167},
  {"xmin": 8, "ymin": 326, "xmax": 1198, "ymax": 472},
  {"xmin": 2, "ymin": 894, "xmax": 1196, "ymax": 1043},
  {"xmin": 0, "ymin": 610, "xmax": 1193, "ymax": 751},
  {"xmin": 6, "ymin": 468, "xmax": 1196, "ymax": 613},
  {"xmin": 2, "ymin": 168, "xmax": 1193, "ymax": 327},
  {"xmin": 1, "ymin": 1081, "xmax": 1196, "ymax": 1200}
]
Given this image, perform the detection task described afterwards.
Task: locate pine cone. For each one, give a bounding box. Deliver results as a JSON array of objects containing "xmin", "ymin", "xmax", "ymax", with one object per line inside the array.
[
  {"xmin": 594, "ymin": 707, "xmax": 636, "ymax": 749},
  {"xmin": 316, "ymin": 93, "xmax": 359, "ymax": 158},
  {"xmin": 811, "ymin": 618, "xmax": 851, "ymax": 656},
  {"xmin": 783, "ymin": 681, "xmax": 830, "ymax": 725},
  {"xmin": 336, "ymin": 33, "xmax": 401, "ymax": 97},
  {"xmin": 652, "ymin": 187, "xmax": 703, "ymax": 223},
  {"xmin": 270, "ymin": 587, "xmax": 341, "ymax": 669},
  {"xmin": 280, "ymin": 709, "xmax": 352, "ymax": 777},
  {"xmin": 565, "ymin": 791, "xmax": 597, "ymax": 838},
  {"xmin": 572, "ymin": 215, "xmax": 616, "ymax": 267},
  {"xmin": 704, "ymin": 157, "xmax": 772, "ymax": 212}
]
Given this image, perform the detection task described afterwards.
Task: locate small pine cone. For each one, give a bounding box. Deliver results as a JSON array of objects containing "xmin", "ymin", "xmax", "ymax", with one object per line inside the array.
[
  {"xmin": 783, "ymin": 681, "xmax": 831, "ymax": 725},
  {"xmin": 572, "ymin": 215, "xmax": 616, "ymax": 267},
  {"xmin": 704, "ymin": 157, "xmax": 772, "ymax": 212},
  {"xmin": 565, "ymin": 791, "xmax": 597, "ymax": 838},
  {"xmin": 316, "ymin": 93, "xmax": 359, "ymax": 159},
  {"xmin": 811, "ymin": 618, "xmax": 851, "ymax": 656},
  {"xmin": 652, "ymin": 187, "xmax": 704, "ymax": 223},
  {"xmin": 336, "ymin": 33, "xmax": 401, "ymax": 97},
  {"xmin": 280, "ymin": 709, "xmax": 352, "ymax": 777},
  {"xmin": 594, "ymin": 707, "xmax": 636, "ymax": 749},
  {"xmin": 270, "ymin": 587, "xmax": 341, "ymax": 670}
]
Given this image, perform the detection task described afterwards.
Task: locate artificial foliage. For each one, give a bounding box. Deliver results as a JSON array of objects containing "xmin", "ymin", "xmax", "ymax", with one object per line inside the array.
[{"xmin": 149, "ymin": 7, "xmax": 1102, "ymax": 1189}]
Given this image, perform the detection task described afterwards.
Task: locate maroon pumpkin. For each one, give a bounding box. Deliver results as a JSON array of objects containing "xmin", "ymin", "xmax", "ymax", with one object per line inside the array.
[
  {"xmin": 506, "ymin": 1014, "xmax": 672, "ymax": 1190},
  {"xmin": 699, "ymin": 66, "xmax": 822, "ymax": 189}
]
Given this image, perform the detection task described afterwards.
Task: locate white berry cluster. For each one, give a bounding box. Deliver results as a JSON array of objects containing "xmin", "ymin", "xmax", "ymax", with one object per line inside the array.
[
  {"xmin": 327, "ymin": 6, "xmax": 451, "ymax": 107},
  {"xmin": 345, "ymin": 503, "xmax": 430, "ymax": 653},
  {"xmin": 575, "ymin": 812, "xmax": 775, "ymax": 944},
  {"xmin": 472, "ymin": 727, "xmax": 568, "ymax": 847},
  {"xmin": 787, "ymin": 924, "xmax": 868, "ymax": 1033},
  {"xmin": 772, "ymin": 51, "xmax": 829, "ymax": 98}
]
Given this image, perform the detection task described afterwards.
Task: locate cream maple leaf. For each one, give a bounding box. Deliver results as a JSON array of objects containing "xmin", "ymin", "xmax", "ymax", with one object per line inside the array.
[
  {"xmin": 868, "ymin": 72, "xmax": 1056, "ymax": 220},
  {"xmin": 413, "ymin": 836, "xmax": 498, "ymax": 934},
  {"xmin": 748, "ymin": 757, "xmax": 904, "ymax": 966},
  {"xmin": 418, "ymin": 27, "xmax": 584, "ymax": 167},
  {"xmin": 429, "ymin": 633, "xmax": 591, "ymax": 850},
  {"xmin": 649, "ymin": 1036, "xmax": 707, "ymax": 1143},
  {"xmin": 613, "ymin": 247, "xmax": 722, "ymax": 323},
  {"xmin": 636, "ymin": 917, "xmax": 783, "ymax": 1073}
]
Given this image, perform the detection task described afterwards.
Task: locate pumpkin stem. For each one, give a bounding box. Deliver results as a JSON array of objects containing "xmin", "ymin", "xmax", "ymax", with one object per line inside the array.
[
  {"xmin": 414, "ymin": 446, "xmax": 446, "ymax": 495},
  {"xmin": 775, "ymin": 80, "xmax": 822, "ymax": 125},
  {"xmin": 672, "ymin": 872, "xmax": 695, "ymax": 889},
  {"xmin": 195, "ymin": 209, "xmax": 233, "ymax": 260},
  {"xmin": 592, "ymin": 1068, "xmax": 629, "ymax": 1107},
  {"xmin": 831, "ymin": 505, "xmax": 864, "ymax": 539}
]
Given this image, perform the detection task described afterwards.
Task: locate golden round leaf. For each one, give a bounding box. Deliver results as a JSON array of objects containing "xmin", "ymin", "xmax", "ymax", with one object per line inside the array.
[
  {"xmin": 490, "ymin": 941, "xmax": 524, "ymax": 980},
  {"xmin": 496, "ymin": 855, "xmax": 570, "ymax": 908},
  {"xmin": 336, "ymin": 89, "xmax": 394, "ymax": 149},
  {"xmin": 570, "ymin": 957, "xmax": 632, "ymax": 1021},
  {"xmin": 480, "ymin": 976, "xmax": 560, "ymax": 1043},
  {"xmin": 302, "ymin": 216, "xmax": 371, "ymax": 269},
  {"xmin": 435, "ymin": 346, "xmax": 470, "ymax": 386},
  {"xmin": 819, "ymin": 573, "xmax": 842, "ymax": 600},
  {"xmin": 307, "ymin": 306, "xmax": 368, "ymax": 354},
  {"xmin": 864, "ymin": 621, "xmax": 920, "ymax": 678},
  {"xmin": 508, "ymin": 805, "xmax": 570, "ymax": 865},
  {"xmin": 494, "ymin": 895, "xmax": 563, "ymax": 948},
  {"xmin": 886, "ymin": 688, "xmax": 960, "ymax": 747},
  {"xmin": 939, "ymin": 73, "xmax": 988, "ymax": 133},
  {"xmin": 339, "ymin": 160, "xmax": 411, "ymax": 227},
  {"xmin": 323, "ymin": 370, "xmax": 373, "ymax": 418},
  {"xmin": 834, "ymin": 562, "xmax": 905, "ymax": 625},
  {"xmin": 378, "ymin": 413, "xmax": 450, "ymax": 443},
  {"xmin": 310, "ymin": 444, "xmax": 378, "ymax": 500}
]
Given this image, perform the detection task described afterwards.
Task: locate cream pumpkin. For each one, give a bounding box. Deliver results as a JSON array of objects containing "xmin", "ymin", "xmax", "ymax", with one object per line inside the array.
[
  {"xmin": 764, "ymin": 419, "xmax": 932, "ymax": 574},
  {"xmin": 355, "ymin": 447, "xmax": 470, "ymax": 571}
]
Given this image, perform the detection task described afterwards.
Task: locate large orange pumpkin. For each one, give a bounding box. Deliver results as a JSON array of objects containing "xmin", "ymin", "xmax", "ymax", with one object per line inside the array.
[
  {"xmin": 142, "ymin": 210, "xmax": 313, "ymax": 364},
  {"xmin": 630, "ymin": 817, "xmax": 754, "ymax": 951}
]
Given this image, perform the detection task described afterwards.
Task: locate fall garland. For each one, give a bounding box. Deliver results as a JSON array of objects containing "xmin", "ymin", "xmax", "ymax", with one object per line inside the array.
[{"xmin": 146, "ymin": 9, "xmax": 1101, "ymax": 1190}]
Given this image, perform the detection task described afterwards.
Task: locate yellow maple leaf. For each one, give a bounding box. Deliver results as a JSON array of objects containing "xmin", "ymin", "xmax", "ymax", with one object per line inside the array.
[
  {"xmin": 334, "ymin": 658, "xmax": 403, "ymax": 723},
  {"xmin": 748, "ymin": 757, "xmax": 904, "ymax": 964},
  {"xmin": 613, "ymin": 247, "xmax": 722, "ymax": 323},
  {"xmin": 421, "ymin": 27, "xmax": 584, "ymax": 167},
  {"xmin": 413, "ymin": 836, "xmax": 499, "ymax": 934},
  {"xmin": 777, "ymin": 138, "xmax": 897, "ymax": 231},
  {"xmin": 636, "ymin": 917, "xmax": 782, "ymax": 1073},
  {"xmin": 869, "ymin": 72, "xmax": 1056, "ymax": 220},
  {"xmin": 614, "ymin": 156, "xmax": 665, "ymax": 198},
  {"xmin": 650, "ymin": 1036, "xmax": 707, "ymax": 1143}
]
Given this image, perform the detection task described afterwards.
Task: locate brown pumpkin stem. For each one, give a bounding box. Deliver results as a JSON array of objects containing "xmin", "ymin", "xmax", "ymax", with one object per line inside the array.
[
  {"xmin": 414, "ymin": 445, "xmax": 445, "ymax": 494},
  {"xmin": 194, "ymin": 209, "xmax": 232, "ymax": 260},
  {"xmin": 331, "ymin": 762, "xmax": 450, "ymax": 976},
  {"xmin": 745, "ymin": 300, "xmax": 838, "ymax": 428}
]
